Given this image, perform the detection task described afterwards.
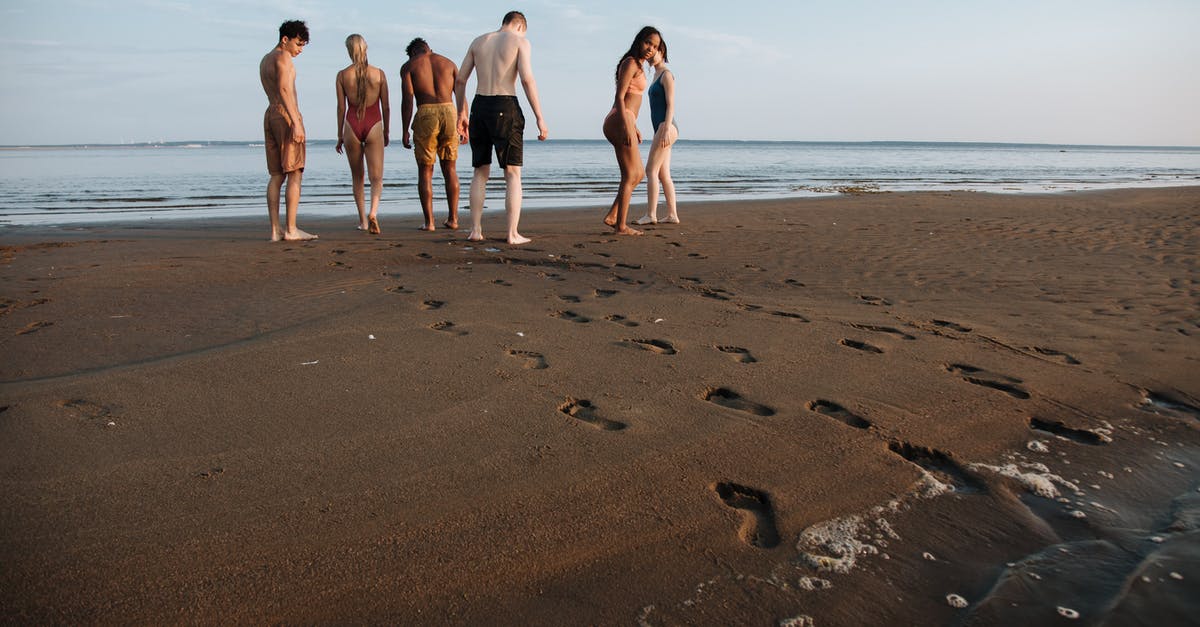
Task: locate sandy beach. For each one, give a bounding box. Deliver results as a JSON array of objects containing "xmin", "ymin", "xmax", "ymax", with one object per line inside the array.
[{"xmin": 1, "ymin": 188, "xmax": 1198, "ymax": 624}]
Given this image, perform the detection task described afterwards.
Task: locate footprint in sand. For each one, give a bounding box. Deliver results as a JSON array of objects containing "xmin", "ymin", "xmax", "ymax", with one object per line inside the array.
[
  {"xmin": 1031, "ymin": 347, "xmax": 1081, "ymax": 365},
  {"xmin": 616, "ymin": 262, "xmax": 643, "ymax": 270},
  {"xmin": 416, "ymin": 252, "xmax": 433, "ymax": 259},
  {"xmin": 887, "ymin": 441, "xmax": 985, "ymax": 493},
  {"xmin": 551, "ymin": 310, "xmax": 591, "ymax": 324},
  {"xmin": 807, "ymin": 400, "xmax": 872, "ymax": 430},
  {"xmin": 850, "ymin": 323, "xmax": 916, "ymax": 341},
  {"xmin": 624, "ymin": 338, "xmax": 676, "ymax": 354},
  {"xmin": 713, "ymin": 482, "xmax": 780, "ymax": 549},
  {"xmin": 605, "ymin": 314, "xmax": 640, "ymax": 327},
  {"xmin": 16, "ymin": 321, "xmax": 53, "ymax": 335},
  {"xmin": 945, "ymin": 363, "xmax": 1030, "ymax": 399},
  {"xmin": 430, "ymin": 321, "xmax": 467, "ymax": 336},
  {"xmin": 1029, "ymin": 417, "xmax": 1111, "ymax": 445},
  {"xmin": 932, "ymin": 319, "xmax": 972, "ymax": 332},
  {"xmin": 736, "ymin": 303, "xmax": 763, "ymax": 312},
  {"xmin": 558, "ymin": 294, "xmax": 582, "ymax": 303},
  {"xmin": 490, "ymin": 278, "xmax": 513, "ymax": 287},
  {"xmin": 610, "ymin": 275, "xmax": 645, "ymax": 286},
  {"xmin": 839, "ymin": 338, "xmax": 883, "ymax": 354},
  {"xmin": 785, "ymin": 278, "xmax": 806, "ymax": 287},
  {"xmin": 420, "ymin": 300, "xmax": 445, "ymax": 310},
  {"xmin": 507, "ymin": 349, "xmax": 549, "ymax": 370},
  {"xmin": 768, "ymin": 310, "xmax": 809, "ymax": 322},
  {"xmin": 715, "ymin": 345, "xmax": 757, "ymax": 363},
  {"xmin": 386, "ymin": 285, "xmax": 415, "ymax": 294},
  {"xmin": 702, "ymin": 387, "xmax": 776, "ymax": 416},
  {"xmin": 558, "ymin": 398, "xmax": 627, "ymax": 431},
  {"xmin": 696, "ymin": 287, "xmax": 733, "ymax": 301},
  {"xmin": 858, "ymin": 294, "xmax": 892, "ymax": 306},
  {"xmin": 1138, "ymin": 390, "xmax": 1200, "ymax": 421},
  {"xmin": 593, "ymin": 289, "xmax": 618, "ymax": 298},
  {"xmin": 57, "ymin": 399, "xmax": 113, "ymax": 422}
]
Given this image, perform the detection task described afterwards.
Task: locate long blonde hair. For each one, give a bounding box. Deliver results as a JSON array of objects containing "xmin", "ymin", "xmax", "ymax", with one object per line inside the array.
[{"xmin": 345, "ymin": 34, "xmax": 369, "ymax": 119}]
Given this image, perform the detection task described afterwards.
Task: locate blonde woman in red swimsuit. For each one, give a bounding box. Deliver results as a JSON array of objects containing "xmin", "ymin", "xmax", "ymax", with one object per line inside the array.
[
  {"xmin": 335, "ymin": 34, "xmax": 390, "ymax": 234},
  {"xmin": 602, "ymin": 27, "xmax": 662, "ymax": 236}
]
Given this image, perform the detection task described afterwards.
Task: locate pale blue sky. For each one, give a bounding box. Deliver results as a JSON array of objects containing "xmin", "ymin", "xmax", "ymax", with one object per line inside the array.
[{"xmin": 1, "ymin": 0, "xmax": 1197, "ymax": 145}]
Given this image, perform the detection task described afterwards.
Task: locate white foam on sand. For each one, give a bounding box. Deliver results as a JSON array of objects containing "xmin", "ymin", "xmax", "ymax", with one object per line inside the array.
[{"xmin": 969, "ymin": 462, "xmax": 1081, "ymax": 498}]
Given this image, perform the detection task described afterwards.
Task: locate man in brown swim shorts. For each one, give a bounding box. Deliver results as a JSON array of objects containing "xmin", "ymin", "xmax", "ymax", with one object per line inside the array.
[
  {"xmin": 400, "ymin": 38, "xmax": 461, "ymax": 231},
  {"xmin": 259, "ymin": 19, "xmax": 317, "ymax": 241}
]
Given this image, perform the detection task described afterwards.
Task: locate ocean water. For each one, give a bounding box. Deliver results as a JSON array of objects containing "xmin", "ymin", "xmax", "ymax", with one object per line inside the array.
[{"xmin": 1, "ymin": 140, "xmax": 1198, "ymax": 226}]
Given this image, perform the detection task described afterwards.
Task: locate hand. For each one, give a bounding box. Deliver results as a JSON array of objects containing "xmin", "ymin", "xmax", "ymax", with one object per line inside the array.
[
  {"xmin": 335, "ymin": 139, "xmax": 343, "ymax": 154},
  {"xmin": 457, "ymin": 115, "xmax": 470, "ymax": 143},
  {"xmin": 292, "ymin": 122, "xmax": 305, "ymax": 144},
  {"xmin": 537, "ymin": 119, "xmax": 548, "ymax": 141},
  {"xmin": 402, "ymin": 131, "xmax": 411, "ymax": 149},
  {"xmin": 384, "ymin": 133, "xmax": 390, "ymax": 148},
  {"xmin": 635, "ymin": 128, "xmax": 642, "ymax": 144}
]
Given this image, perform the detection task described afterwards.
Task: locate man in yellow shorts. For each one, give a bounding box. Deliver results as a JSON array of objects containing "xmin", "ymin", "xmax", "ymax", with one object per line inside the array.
[{"xmin": 400, "ymin": 38, "xmax": 461, "ymax": 231}]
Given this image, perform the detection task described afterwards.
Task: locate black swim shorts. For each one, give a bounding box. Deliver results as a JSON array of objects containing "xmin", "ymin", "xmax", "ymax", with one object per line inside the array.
[{"xmin": 469, "ymin": 95, "xmax": 524, "ymax": 169}]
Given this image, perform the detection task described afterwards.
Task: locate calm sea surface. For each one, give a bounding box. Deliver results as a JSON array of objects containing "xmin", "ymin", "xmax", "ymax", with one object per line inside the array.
[{"xmin": 2, "ymin": 140, "xmax": 1198, "ymax": 226}]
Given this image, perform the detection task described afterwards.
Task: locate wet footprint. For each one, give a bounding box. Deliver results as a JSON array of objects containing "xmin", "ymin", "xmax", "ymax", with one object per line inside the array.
[
  {"xmin": 558, "ymin": 398, "xmax": 627, "ymax": 431},
  {"xmin": 807, "ymin": 400, "xmax": 871, "ymax": 430},
  {"xmin": 858, "ymin": 294, "xmax": 892, "ymax": 306},
  {"xmin": 16, "ymin": 321, "xmax": 53, "ymax": 335},
  {"xmin": 558, "ymin": 294, "xmax": 582, "ymax": 303},
  {"xmin": 605, "ymin": 314, "xmax": 640, "ymax": 327},
  {"xmin": 430, "ymin": 321, "xmax": 467, "ymax": 336},
  {"xmin": 416, "ymin": 252, "xmax": 433, "ymax": 259},
  {"xmin": 715, "ymin": 345, "xmax": 757, "ymax": 364},
  {"xmin": 850, "ymin": 323, "xmax": 916, "ymax": 341},
  {"xmin": 713, "ymin": 482, "xmax": 780, "ymax": 549},
  {"xmin": 839, "ymin": 338, "xmax": 883, "ymax": 354},
  {"xmin": 624, "ymin": 338, "xmax": 676, "ymax": 354},
  {"xmin": 551, "ymin": 310, "xmax": 591, "ymax": 324},
  {"xmin": 420, "ymin": 300, "xmax": 445, "ymax": 310},
  {"xmin": 57, "ymin": 399, "xmax": 112, "ymax": 423},
  {"xmin": 593, "ymin": 289, "xmax": 618, "ymax": 298},
  {"xmin": 616, "ymin": 262, "xmax": 643, "ymax": 270},
  {"xmin": 1138, "ymin": 390, "xmax": 1200, "ymax": 420},
  {"xmin": 1029, "ymin": 416, "xmax": 1111, "ymax": 445},
  {"xmin": 945, "ymin": 363, "xmax": 1030, "ymax": 400},
  {"xmin": 785, "ymin": 278, "xmax": 806, "ymax": 287},
  {"xmin": 507, "ymin": 349, "xmax": 549, "ymax": 370},
  {"xmin": 702, "ymin": 387, "xmax": 776, "ymax": 416},
  {"xmin": 887, "ymin": 441, "xmax": 985, "ymax": 493},
  {"xmin": 932, "ymin": 319, "xmax": 972, "ymax": 332},
  {"xmin": 1031, "ymin": 347, "xmax": 1081, "ymax": 365}
]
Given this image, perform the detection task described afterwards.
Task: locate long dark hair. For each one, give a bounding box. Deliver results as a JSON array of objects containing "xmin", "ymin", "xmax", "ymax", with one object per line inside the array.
[{"xmin": 614, "ymin": 26, "xmax": 662, "ymax": 82}]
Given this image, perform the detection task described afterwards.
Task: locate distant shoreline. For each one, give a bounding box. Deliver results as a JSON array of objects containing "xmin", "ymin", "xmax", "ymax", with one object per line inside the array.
[{"xmin": 4, "ymin": 139, "xmax": 1200, "ymax": 150}]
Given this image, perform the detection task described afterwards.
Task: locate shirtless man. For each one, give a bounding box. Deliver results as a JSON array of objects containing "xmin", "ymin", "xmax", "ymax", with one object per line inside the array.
[
  {"xmin": 454, "ymin": 11, "xmax": 548, "ymax": 245},
  {"xmin": 400, "ymin": 38, "xmax": 461, "ymax": 231},
  {"xmin": 259, "ymin": 20, "xmax": 316, "ymax": 241}
]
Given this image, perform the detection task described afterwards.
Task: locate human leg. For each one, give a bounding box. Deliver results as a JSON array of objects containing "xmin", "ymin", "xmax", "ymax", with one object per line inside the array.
[
  {"xmin": 440, "ymin": 159, "xmax": 460, "ymax": 229},
  {"xmin": 601, "ymin": 110, "xmax": 644, "ymax": 234},
  {"xmin": 659, "ymin": 144, "xmax": 678, "ymax": 223},
  {"xmin": 417, "ymin": 162, "xmax": 436, "ymax": 230},
  {"xmin": 364, "ymin": 121, "xmax": 385, "ymax": 233},
  {"xmin": 343, "ymin": 121, "xmax": 367, "ymax": 230},
  {"xmin": 267, "ymin": 174, "xmax": 285, "ymax": 241},
  {"xmin": 503, "ymin": 166, "xmax": 530, "ymax": 245},
  {"xmin": 282, "ymin": 170, "xmax": 317, "ymax": 241},
  {"xmin": 468, "ymin": 165, "xmax": 489, "ymax": 241}
]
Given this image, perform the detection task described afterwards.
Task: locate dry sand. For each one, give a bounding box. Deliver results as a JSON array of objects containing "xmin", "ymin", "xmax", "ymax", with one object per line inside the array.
[{"xmin": 1, "ymin": 188, "xmax": 1198, "ymax": 625}]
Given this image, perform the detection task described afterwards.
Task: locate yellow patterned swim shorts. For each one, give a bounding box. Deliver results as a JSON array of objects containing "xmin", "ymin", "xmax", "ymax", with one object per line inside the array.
[{"xmin": 411, "ymin": 102, "xmax": 458, "ymax": 166}]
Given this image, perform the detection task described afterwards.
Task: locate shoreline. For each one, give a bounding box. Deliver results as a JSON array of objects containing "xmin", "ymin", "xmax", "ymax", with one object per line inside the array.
[{"xmin": 2, "ymin": 187, "xmax": 1197, "ymax": 623}]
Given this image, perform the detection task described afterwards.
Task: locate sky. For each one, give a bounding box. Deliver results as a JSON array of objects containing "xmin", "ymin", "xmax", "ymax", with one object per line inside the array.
[{"xmin": 1, "ymin": 0, "xmax": 1197, "ymax": 146}]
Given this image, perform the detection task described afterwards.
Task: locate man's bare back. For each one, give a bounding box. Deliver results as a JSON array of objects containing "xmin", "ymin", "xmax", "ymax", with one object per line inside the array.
[
  {"xmin": 402, "ymin": 52, "xmax": 457, "ymax": 105},
  {"xmin": 466, "ymin": 31, "xmax": 524, "ymax": 96}
]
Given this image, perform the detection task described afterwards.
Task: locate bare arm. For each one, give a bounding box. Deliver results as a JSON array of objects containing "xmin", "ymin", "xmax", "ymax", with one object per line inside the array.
[
  {"xmin": 379, "ymin": 69, "xmax": 391, "ymax": 147},
  {"xmin": 659, "ymin": 70, "xmax": 675, "ymax": 147},
  {"xmin": 400, "ymin": 63, "xmax": 414, "ymax": 149},
  {"xmin": 276, "ymin": 53, "xmax": 304, "ymax": 143},
  {"xmin": 612, "ymin": 57, "xmax": 640, "ymax": 145},
  {"xmin": 454, "ymin": 45, "xmax": 475, "ymax": 140},
  {"xmin": 516, "ymin": 39, "xmax": 547, "ymax": 141},
  {"xmin": 335, "ymin": 72, "xmax": 346, "ymax": 153}
]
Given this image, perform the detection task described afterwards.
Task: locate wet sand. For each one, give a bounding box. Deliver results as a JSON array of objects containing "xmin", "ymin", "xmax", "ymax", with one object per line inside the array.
[{"xmin": 1, "ymin": 188, "xmax": 1198, "ymax": 624}]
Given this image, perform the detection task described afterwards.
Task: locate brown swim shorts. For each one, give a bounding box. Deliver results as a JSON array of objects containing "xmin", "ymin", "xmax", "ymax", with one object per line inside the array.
[
  {"xmin": 264, "ymin": 104, "xmax": 305, "ymax": 175},
  {"xmin": 411, "ymin": 102, "xmax": 459, "ymax": 166}
]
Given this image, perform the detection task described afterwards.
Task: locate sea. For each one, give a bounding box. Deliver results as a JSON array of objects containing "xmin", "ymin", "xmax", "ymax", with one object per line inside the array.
[{"xmin": 2, "ymin": 140, "xmax": 1198, "ymax": 227}]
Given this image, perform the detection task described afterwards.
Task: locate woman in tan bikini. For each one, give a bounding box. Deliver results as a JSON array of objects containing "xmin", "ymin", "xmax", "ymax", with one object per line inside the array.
[{"xmin": 602, "ymin": 27, "xmax": 663, "ymax": 236}]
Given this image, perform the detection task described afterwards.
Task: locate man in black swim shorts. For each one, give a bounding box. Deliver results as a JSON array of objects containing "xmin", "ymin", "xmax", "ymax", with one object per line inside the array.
[{"xmin": 455, "ymin": 11, "xmax": 549, "ymax": 245}]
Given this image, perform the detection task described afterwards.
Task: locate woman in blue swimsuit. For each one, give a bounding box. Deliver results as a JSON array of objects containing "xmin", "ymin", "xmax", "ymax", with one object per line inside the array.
[{"xmin": 638, "ymin": 44, "xmax": 679, "ymax": 225}]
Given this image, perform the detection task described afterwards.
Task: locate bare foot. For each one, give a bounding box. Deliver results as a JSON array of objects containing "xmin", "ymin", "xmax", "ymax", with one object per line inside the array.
[
  {"xmin": 368, "ymin": 216, "xmax": 381, "ymax": 234},
  {"xmin": 603, "ymin": 210, "xmax": 617, "ymax": 227},
  {"xmin": 614, "ymin": 226, "xmax": 643, "ymax": 236},
  {"xmin": 443, "ymin": 219, "xmax": 459, "ymax": 230},
  {"xmin": 662, "ymin": 215, "xmax": 680, "ymax": 224},
  {"xmin": 467, "ymin": 229, "xmax": 485, "ymax": 242},
  {"xmin": 283, "ymin": 229, "xmax": 319, "ymax": 241},
  {"xmin": 269, "ymin": 230, "xmax": 283, "ymax": 242},
  {"xmin": 419, "ymin": 224, "xmax": 436, "ymax": 231},
  {"xmin": 508, "ymin": 234, "xmax": 532, "ymax": 245},
  {"xmin": 635, "ymin": 215, "xmax": 657, "ymax": 225}
]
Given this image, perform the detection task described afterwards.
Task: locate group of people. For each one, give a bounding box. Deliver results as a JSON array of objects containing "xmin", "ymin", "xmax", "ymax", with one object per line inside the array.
[{"xmin": 258, "ymin": 13, "xmax": 677, "ymax": 244}]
